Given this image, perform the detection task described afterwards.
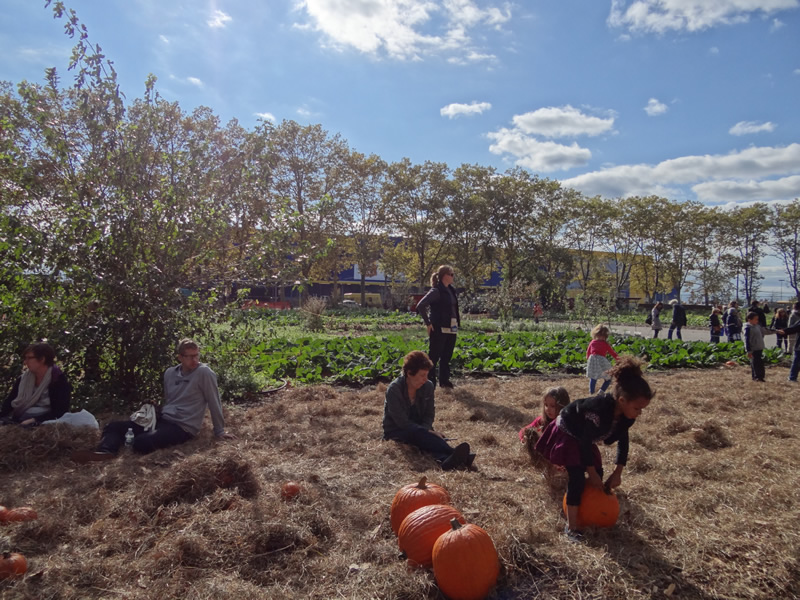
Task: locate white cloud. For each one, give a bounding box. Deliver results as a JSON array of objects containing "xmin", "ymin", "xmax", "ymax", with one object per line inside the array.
[
  {"xmin": 709, "ymin": 46, "xmax": 719, "ymax": 54},
  {"xmin": 488, "ymin": 128, "xmax": 592, "ymax": 172},
  {"xmin": 795, "ymin": 68, "xmax": 800, "ymax": 75},
  {"xmin": 440, "ymin": 101, "xmax": 491, "ymax": 118},
  {"xmin": 187, "ymin": 76, "xmax": 204, "ymax": 87},
  {"xmin": 159, "ymin": 35, "xmax": 170, "ymax": 44},
  {"xmin": 295, "ymin": 0, "xmax": 511, "ymax": 60},
  {"xmin": 692, "ymin": 175, "xmax": 800, "ymax": 203},
  {"xmin": 561, "ymin": 143, "xmax": 800, "ymax": 202},
  {"xmin": 511, "ymin": 105, "xmax": 615, "ymax": 138},
  {"xmin": 729, "ymin": 121, "xmax": 776, "ymax": 136},
  {"xmin": 770, "ymin": 17, "xmax": 786, "ymax": 30},
  {"xmin": 644, "ymin": 98, "xmax": 668, "ymax": 116},
  {"xmin": 255, "ymin": 112, "xmax": 276, "ymax": 121},
  {"xmin": 608, "ymin": 0, "xmax": 799, "ymax": 34},
  {"xmin": 208, "ymin": 9, "xmax": 232, "ymax": 29}
]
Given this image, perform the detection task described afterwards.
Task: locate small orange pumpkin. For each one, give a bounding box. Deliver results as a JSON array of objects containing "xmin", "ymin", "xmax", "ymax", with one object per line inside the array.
[
  {"xmin": 562, "ymin": 486, "xmax": 620, "ymax": 528},
  {"xmin": 0, "ymin": 552, "xmax": 27, "ymax": 580},
  {"xmin": 433, "ymin": 519, "xmax": 500, "ymax": 600},
  {"xmin": 2, "ymin": 507, "xmax": 37, "ymax": 523},
  {"xmin": 390, "ymin": 476, "xmax": 450, "ymax": 535},
  {"xmin": 398, "ymin": 504, "xmax": 465, "ymax": 568},
  {"xmin": 281, "ymin": 482, "xmax": 301, "ymax": 501}
]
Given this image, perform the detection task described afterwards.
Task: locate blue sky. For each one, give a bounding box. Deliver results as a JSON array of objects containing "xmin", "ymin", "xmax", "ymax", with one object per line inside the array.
[{"xmin": 2, "ymin": 0, "xmax": 799, "ymax": 297}]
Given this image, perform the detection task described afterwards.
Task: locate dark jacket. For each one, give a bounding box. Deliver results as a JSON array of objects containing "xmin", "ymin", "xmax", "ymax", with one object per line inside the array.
[
  {"xmin": 557, "ymin": 393, "xmax": 635, "ymax": 467},
  {"xmin": 671, "ymin": 304, "xmax": 687, "ymax": 327},
  {"xmin": 750, "ymin": 305, "xmax": 767, "ymax": 328},
  {"xmin": 416, "ymin": 282, "xmax": 460, "ymax": 331},
  {"xmin": 1, "ymin": 366, "xmax": 72, "ymax": 424},
  {"xmin": 382, "ymin": 375, "xmax": 435, "ymax": 439},
  {"xmin": 782, "ymin": 321, "xmax": 800, "ymax": 351}
]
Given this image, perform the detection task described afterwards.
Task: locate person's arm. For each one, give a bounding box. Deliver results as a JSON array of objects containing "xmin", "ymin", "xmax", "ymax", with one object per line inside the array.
[
  {"xmin": 744, "ymin": 326, "xmax": 753, "ymax": 354},
  {"xmin": 779, "ymin": 322, "xmax": 800, "ymax": 336},
  {"xmin": 605, "ymin": 341, "xmax": 619, "ymax": 360},
  {"xmin": 415, "ymin": 288, "xmax": 440, "ymax": 328},
  {"xmin": 419, "ymin": 383, "xmax": 435, "ymax": 431},
  {"xmin": 201, "ymin": 369, "xmax": 228, "ymax": 437}
]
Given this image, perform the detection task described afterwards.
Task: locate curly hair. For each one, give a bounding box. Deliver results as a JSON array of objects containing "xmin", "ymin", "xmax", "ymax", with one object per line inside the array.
[
  {"xmin": 402, "ymin": 350, "xmax": 434, "ymax": 377},
  {"xmin": 608, "ymin": 356, "xmax": 655, "ymax": 402}
]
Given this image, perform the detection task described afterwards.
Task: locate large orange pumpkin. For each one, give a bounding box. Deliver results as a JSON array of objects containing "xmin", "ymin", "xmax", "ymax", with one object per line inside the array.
[
  {"xmin": 390, "ymin": 476, "xmax": 450, "ymax": 535},
  {"xmin": 0, "ymin": 552, "xmax": 27, "ymax": 580},
  {"xmin": 432, "ymin": 519, "xmax": 500, "ymax": 600},
  {"xmin": 398, "ymin": 504, "xmax": 466, "ymax": 568},
  {"xmin": 562, "ymin": 486, "xmax": 619, "ymax": 528}
]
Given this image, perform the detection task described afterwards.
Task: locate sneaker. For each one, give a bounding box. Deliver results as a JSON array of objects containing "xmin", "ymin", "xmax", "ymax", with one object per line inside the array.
[
  {"xmin": 563, "ymin": 525, "xmax": 584, "ymax": 543},
  {"xmin": 441, "ymin": 443, "xmax": 470, "ymax": 471},
  {"xmin": 70, "ymin": 450, "xmax": 116, "ymax": 464}
]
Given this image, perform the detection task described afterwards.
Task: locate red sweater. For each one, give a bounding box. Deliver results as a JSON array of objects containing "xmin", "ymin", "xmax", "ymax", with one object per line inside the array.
[{"xmin": 586, "ymin": 339, "xmax": 618, "ymax": 359}]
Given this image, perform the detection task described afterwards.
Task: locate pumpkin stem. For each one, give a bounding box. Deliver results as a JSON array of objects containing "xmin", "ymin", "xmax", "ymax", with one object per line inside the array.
[
  {"xmin": 416, "ymin": 476, "xmax": 428, "ymax": 489},
  {"xmin": 450, "ymin": 518, "xmax": 462, "ymax": 530}
]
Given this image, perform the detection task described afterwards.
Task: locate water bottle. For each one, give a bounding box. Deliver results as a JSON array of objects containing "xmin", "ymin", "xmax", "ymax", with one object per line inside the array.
[{"xmin": 125, "ymin": 428, "xmax": 135, "ymax": 448}]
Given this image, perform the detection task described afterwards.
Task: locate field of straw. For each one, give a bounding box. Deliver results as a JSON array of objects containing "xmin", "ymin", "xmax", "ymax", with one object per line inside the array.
[{"xmin": 2, "ymin": 364, "xmax": 799, "ymax": 599}]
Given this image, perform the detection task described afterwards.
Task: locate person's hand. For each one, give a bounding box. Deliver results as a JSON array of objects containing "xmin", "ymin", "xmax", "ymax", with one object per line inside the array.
[
  {"xmin": 20, "ymin": 418, "xmax": 35, "ymax": 426},
  {"xmin": 604, "ymin": 470, "xmax": 622, "ymax": 492},
  {"xmin": 216, "ymin": 432, "xmax": 236, "ymax": 440},
  {"xmin": 427, "ymin": 324, "xmax": 433, "ymax": 335},
  {"xmin": 586, "ymin": 467, "xmax": 603, "ymax": 489},
  {"xmin": 777, "ymin": 330, "xmax": 786, "ymax": 336},
  {"xmin": 747, "ymin": 352, "xmax": 753, "ymax": 359},
  {"xmin": 431, "ymin": 430, "xmax": 446, "ymax": 439}
]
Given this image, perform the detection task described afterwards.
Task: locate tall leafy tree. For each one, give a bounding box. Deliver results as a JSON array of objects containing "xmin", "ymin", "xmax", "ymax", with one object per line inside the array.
[{"xmin": 770, "ymin": 199, "xmax": 800, "ymax": 300}]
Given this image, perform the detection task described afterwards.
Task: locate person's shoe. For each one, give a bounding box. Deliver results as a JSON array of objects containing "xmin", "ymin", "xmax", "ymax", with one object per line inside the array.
[
  {"xmin": 441, "ymin": 443, "xmax": 469, "ymax": 471},
  {"xmin": 439, "ymin": 381, "xmax": 455, "ymax": 389},
  {"xmin": 466, "ymin": 453, "xmax": 477, "ymax": 468},
  {"xmin": 70, "ymin": 450, "xmax": 116, "ymax": 464},
  {"xmin": 563, "ymin": 525, "xmax": 584, "ymax": 543}
]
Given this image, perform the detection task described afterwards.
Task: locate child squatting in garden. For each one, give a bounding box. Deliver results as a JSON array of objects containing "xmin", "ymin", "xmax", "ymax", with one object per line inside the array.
[
  {"xmin": 586, "ymin": 324, "xmax": 619, "ymax": 394},
  {"xmin": 535, "ymin": 356, "xmax": 655, "ymax": 541},
  {"xmin": 518, "ymin": 387, "xmax": 570, "ymax": 459}
]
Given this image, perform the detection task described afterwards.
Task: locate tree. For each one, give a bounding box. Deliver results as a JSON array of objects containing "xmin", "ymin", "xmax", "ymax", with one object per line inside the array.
[
  {"xmin": 448, "ymin": 164, "xmax": 495, "ymax": 297},
  {"xmin": 725, "ymin": 204, "xmax": 770, "ymax": 303},
  {"xmin": 344, "ymin": 152, "xmax": 389, "ymax": 306},
  {"xmin": 625, "ymin": 196, "xmax": 673, "ymax": 302},
  {"xmin": 770, "ymin": 199, "xmax": 800, "ymax": 300},
  {"xmin": 384, "ymin": 159, "xmax": 453, "ymax": 290},
  {"xmin": 269, "ymin": 120, "xmax": 350, "ymax": 298}
]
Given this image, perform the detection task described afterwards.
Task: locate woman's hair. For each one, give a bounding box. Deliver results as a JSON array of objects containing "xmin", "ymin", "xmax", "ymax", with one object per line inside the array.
[
  {"xmin": 541, "ymin": 386, "xmax": 570, "ymax": 424},
  {"xmin": 402, "ymin": 350, "xmax": 434, "ymax": 377},
  {"xmin": 776, "ymin": 308, "xmax": 787, "ymax": 319},
  {"xmin": 23, "ymin": 342, "xmax": 56, "ymax": 367},
  {"xmin": 591, "ymin": 324, "xmax": 610, "ymax": 340},
  {"xmin": 608, "ymin": 356, "xmax": 655, "ymax": 403},
  {"xmin": 430, "ymin": 265, "xmax": 455, "ymax": 287},
  {"xmin": 710, "ymin": 306, "xmax": 721, "ymax": 315},
  {"xmin": 654, "ymin": 301, "xmax": 663, "ymax": 309},
  {"xmin": 728, "ymin": 300, "xmax": 737, "ymax": 308}
]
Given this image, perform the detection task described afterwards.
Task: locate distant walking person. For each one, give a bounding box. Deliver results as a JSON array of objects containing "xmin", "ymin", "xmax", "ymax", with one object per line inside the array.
[
  {"xmin": 770, "ymin": 308, "xmax": 789, "ymax": 351},
  {"xmin": 667, "ymin": 299, "xmax": 687, "ymax": 340},
  {"xmin": 650, "ymin": 302, "xmax": 663, "ymax": 339},
  {"xmin": 709, "ymin": 307, "xmax": 723, "ymax": 344},
  {"xmin": 724, "ymin": 301, "xmax": 742, "ymax": 342},
  {"xmin": 416, "ymin": 265, "xmax": 460, "ymax": 389}
]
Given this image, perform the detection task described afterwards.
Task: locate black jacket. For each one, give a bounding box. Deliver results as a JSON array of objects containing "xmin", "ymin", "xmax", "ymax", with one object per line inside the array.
[
  {"xmin": 1, "ymin": 366, "xmax": 72, "ymax": 423},
  {"xmin": 416, "ymin": 282, "xmax": 460, "ymax": 331},
  {"xmin": 558, "ymin": 393, "xmax": 636, "ymax": 467}
]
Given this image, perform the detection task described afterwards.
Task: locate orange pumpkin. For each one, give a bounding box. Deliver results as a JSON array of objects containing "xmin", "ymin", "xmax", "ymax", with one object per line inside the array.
[
  {"xmin": 562, "ymin": 486, "xmax": 620, "ymax": 528},
  {"xmin": 398, "ymin": 504, "xmax": 466, "ymax": 568},
  {"xmin": 281, "ymin": 482, "xmax": 301, "ymax": 501},
  {"xmin": 432, "ymin": 518, "xmax": 500, "ymax": 600},
  {"xmin": 390, "ymin": 476, "xmax": 451, "ymax": 535},
  {"xmin": 0, "ymin": 552, "xmax": 27, "ymax": 580},
  {"xmin": 2, "ymin": 507, "xmax": 37, "ymax": 523}
]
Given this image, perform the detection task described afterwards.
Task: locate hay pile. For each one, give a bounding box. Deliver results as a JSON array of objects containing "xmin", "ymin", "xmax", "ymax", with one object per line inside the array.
[{"xmin": 1, "ymin": 366, "xmax": 799, "ymax": 599}]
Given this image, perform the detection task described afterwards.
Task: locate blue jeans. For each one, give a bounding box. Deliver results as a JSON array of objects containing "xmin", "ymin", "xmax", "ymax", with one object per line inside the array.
[
  {"xmin": 589, "ymin": 378, "xmax": 610, "ymax": 394},
  {"xmin": 667, "ymin": 325, "xmax": 682, "ymax": 340},
  {"xmin": 98, "ymin": 418, "xmax": 193, "ymax": 455},
  {"xmin": 789, "ymin": 350, "xmax": 800, "ymax": 381}
]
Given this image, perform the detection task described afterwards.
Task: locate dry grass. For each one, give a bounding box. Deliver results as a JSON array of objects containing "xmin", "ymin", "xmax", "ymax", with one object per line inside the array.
[{"xmin": 1, "ymin": 366, "xmax": 799, "ymax": 599}]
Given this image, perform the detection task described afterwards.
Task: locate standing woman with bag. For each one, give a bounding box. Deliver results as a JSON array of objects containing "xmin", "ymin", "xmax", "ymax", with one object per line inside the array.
[{"xmin": 416, "ymin": 265, "xmax": 460, "ymax": 389}]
